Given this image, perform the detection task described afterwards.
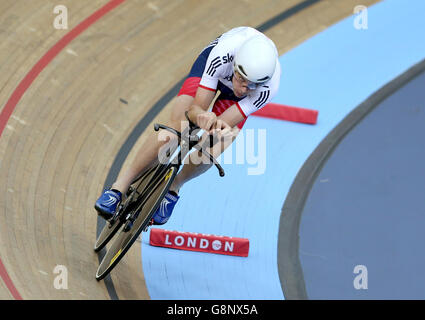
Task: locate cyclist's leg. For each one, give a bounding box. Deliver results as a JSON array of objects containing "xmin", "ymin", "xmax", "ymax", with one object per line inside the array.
[
  {"xmin": 110, "ymin": 45, "xmax": 213, "ymax": 195},
  {"xmin": 111, "ymin": 94, "xmax": 194, "ymax": 194}
]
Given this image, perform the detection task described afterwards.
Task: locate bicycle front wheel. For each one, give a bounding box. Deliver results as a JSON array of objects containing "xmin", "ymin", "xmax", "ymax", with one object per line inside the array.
[
  {"xmin": 95, "ymin": 165, "xmax": 177, "ymax": 281},
  {"xmin": 93, "ymin": 218, "xmax": 123, "ymax": 253}
]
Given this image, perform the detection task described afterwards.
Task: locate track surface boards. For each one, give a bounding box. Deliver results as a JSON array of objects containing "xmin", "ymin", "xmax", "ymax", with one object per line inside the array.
[{"xmin": 0, "ymin": 0, "xmax": 378, "ymax": 299}]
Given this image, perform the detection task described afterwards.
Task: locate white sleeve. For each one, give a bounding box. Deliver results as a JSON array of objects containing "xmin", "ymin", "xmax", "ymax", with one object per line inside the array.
[
  {"xmin": 237, "ymin": 89, "xmax": 272, "ymax": 117},
  {"xmin": 199, "ymin": 45, "xmax": 226, "ymax": 91},
  {"xmin": 236, "ymin": 59, "xmax": 281, "ymax": 117}
]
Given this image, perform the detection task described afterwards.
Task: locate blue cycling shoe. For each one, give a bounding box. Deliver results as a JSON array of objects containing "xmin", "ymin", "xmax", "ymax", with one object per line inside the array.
[
  {"xmin": 152, "ymin": 191, "xmax": 180, "ymax": 225},
  {"xmin": 95, "ymin": 189, "xmax": 122, "ymax": 220}
]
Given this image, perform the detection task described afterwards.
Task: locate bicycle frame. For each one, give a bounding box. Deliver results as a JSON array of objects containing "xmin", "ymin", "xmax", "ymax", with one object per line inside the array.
[
  {"xmin": 95, "ymin": 111, "xmax": 226, "ymax": 279},
  {"xmin": 122, "ymin": 111, "xmax": 225, "ymax": 231}
]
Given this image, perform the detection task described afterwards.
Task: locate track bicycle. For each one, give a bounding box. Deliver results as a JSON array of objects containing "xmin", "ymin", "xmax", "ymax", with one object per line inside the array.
[{"xmin": 94, "ymin": 101, "xmax": 225, "ymax": 280}]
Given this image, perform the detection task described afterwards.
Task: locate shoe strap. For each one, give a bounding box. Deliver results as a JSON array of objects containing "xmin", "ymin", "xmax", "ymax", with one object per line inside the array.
[{"xmin": 165, "ymin": 191, "xmax": 179, "ymax": 202}]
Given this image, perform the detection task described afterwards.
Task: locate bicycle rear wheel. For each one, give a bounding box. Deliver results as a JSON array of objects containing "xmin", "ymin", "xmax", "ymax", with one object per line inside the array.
[
  {"xmin": 95, "ymin": 165, "xmax": 177, "ymax": 281},
  {"xmin": 93, "ymin": 165, "xmax": 158, "ymax": 252}
]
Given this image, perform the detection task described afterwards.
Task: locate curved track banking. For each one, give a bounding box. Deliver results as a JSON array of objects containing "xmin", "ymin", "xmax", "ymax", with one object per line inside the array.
[
  {"xmin": 0, "ymin": 0, "xmax": 378, "ymax": 299},
  {"xmin": 298, "ymin": 60, "xmax": 425, "ymax": 299},
  {"xmin": 277, "ymin": 0, "xmax": 425, "ymax": 299}
]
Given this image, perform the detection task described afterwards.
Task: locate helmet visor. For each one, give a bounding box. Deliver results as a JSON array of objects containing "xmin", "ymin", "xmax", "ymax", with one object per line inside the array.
[{"xmin": 233, "ymin": 66, "xmax": 259, "ymax": 90}]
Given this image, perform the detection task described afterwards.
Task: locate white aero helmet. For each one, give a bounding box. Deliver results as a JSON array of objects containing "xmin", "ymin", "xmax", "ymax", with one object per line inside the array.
[{"xmin": 234, "ymin": 35, "xmax": 278, "ymax": 84}]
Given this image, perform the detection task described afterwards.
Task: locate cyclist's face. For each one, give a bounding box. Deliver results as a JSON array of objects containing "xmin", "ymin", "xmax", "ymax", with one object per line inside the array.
[{"xmin": 232, "ymin": 70, "xmax": 256, "ymax": 97}]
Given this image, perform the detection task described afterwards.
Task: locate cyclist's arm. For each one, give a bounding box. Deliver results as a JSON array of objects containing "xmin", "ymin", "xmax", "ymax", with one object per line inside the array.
[
  {"xmin": 207, "ymin": 104, "xmax": 243, "ymax": 143},
  {"xmin": 216, "ymin": 103, "xmax": 245, "ymax": 128},
  {"xmin": 187, "ymin": 86, "xmax": 217, "ymax": 130},
  {"xmin": 189, "ymin": 93, "xmax": 245, "ymax": 132}
]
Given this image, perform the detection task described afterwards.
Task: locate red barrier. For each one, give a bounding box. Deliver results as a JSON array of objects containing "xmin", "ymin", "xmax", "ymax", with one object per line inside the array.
[
  {"xmin": 252, "ymin": 103, "xmax": 318, "ymax": 124},
  {"xmin": 149, "ymin": 228, "xmax": 250, "ymax": 257}
]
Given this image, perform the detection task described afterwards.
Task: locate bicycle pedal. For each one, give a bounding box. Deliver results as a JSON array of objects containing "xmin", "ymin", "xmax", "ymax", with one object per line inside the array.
[
  {"xmin": 123, "ymin": 219, "xmax": 134, "ymax": 232},
  {"xmin": 126, "ymin": 186, "xmax": 134, "ymax": 197}
]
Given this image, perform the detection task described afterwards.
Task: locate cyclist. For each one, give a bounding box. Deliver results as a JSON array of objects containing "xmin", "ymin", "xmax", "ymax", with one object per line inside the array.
[{"xmin": 95, "ymin": 26, "xmax": 281, "ymax": 225}]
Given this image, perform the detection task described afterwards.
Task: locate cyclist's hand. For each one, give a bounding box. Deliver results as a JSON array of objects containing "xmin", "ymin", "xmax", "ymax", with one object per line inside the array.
[
  {"xmin": 211, "ymin": 119, "xmax": 235, "ymax": 141},
  {"xmin": 197, "ymin": 112, "xmax": 217, "ymax": 133},
  {"xmin": 211, "ymin": 119, "xmax": 229, "ymax": 133}
]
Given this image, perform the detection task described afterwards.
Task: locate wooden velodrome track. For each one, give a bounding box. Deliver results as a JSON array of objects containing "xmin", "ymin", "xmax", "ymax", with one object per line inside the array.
[{"xmin": 0, "ymin": 0, "xmax": 378, "ymax": 300}]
